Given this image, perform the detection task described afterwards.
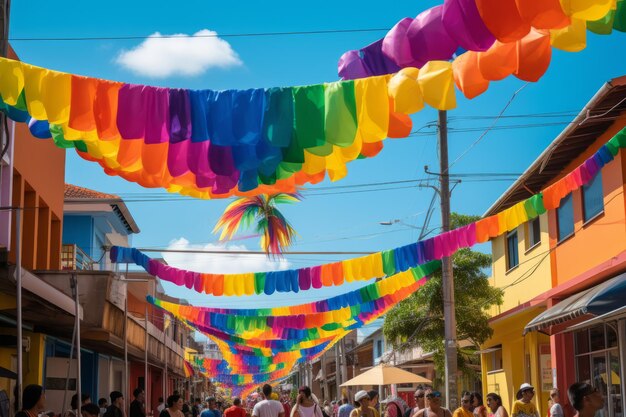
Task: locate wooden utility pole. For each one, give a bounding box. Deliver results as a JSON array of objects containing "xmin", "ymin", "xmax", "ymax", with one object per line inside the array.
[
  {"xmin": 3, "ymin": 3, "xmax": 15, "ymax": 399},
  {"xmin": 438, "ymin": 110, "xmax": 458, "ymax": 410}
]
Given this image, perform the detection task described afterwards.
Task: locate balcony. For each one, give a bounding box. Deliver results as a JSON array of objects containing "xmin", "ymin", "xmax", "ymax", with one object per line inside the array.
[{"xmin": 61, "ymin": 244, "xmax": 96, "ymax": 271}]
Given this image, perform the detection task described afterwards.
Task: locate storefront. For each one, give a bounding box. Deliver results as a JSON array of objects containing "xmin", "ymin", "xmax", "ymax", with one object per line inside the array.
[
  {"xmin": 572, "ymin": 323, "xmax": 621, "ymax": 417},
  {"xmin": 524, "ymin": 272, "xmax": 626, "ymax": 417}
]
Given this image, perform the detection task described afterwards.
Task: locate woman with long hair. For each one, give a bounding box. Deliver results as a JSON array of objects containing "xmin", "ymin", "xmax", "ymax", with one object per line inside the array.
[
  {"xmin": 472, "ymin": 393, "xmax": 487, "ymax": 417},
  {"xmin": 291, "ymin": 387, "xmax": 323, "ymax": 417},
  {"xmin": 160, "ymin": 395, "xmax": 184, "ymax": 417},
  {"xmin": 485, "ymin": 393, "xmax": 508, "ymax": 417}
]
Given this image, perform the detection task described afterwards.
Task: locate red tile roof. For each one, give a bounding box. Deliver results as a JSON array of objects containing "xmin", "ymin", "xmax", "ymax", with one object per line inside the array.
[
  {"xmin": 64, "ymin": 184, "xmax": 140, "ymax": 233},
  {"xmin": 64, "ymin": 184, "xmax": 120, "ymax": 200}
]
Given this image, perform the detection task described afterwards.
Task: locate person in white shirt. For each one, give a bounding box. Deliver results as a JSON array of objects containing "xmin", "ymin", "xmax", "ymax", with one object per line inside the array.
[
  {"xmin": 549, "ymin": 389, "xmax": 563, "ymax": 417},
  {"xmin": 291, "ymin": 386, "xmax": 323, "ymax": 417},
  {"xmin": 157, "ymin": 398, "xmax": 166, "ymax": 414},
  {"xmin": 252, "ymin": 385, "xmax": 285, "ymax": 417}
]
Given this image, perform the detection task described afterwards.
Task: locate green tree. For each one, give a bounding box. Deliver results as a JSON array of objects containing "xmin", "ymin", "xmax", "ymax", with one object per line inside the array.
[{"xmin": 382, "ymin": 213, "xmax": 503, "ymax": 385}]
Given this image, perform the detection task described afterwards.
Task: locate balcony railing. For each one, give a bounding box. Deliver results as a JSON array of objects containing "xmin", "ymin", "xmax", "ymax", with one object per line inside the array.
[{"xmin": 61, "ymin": 244, "xmax": 96, "ymax": 270}]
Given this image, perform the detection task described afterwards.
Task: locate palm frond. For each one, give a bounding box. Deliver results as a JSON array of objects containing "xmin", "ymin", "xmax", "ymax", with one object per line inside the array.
[
  {"xmin": 213, "ymin": 193, "xmax": 300, "ymax": 256},
  {"xmin": 212, "ymin": 197, "xmax": 264, "ymax": 241},
  {"xmin": 269, "ymin": 193, "xmax": 302, "ymax": 205}
]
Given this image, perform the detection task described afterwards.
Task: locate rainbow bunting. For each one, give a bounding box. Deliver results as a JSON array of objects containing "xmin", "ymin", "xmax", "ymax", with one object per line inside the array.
[
  {"xmin": 144, "ymin": 126, "xmax": 626, "ymax": 388},
  {"xmin": 339, "ymin": 0, "xmax": 625, "ymax": 101},
  {"xmin": 111, "ymin": 126, "xmax": 626, "ymax": 298},
  {"xmin": 148, "ymin": 262, "xmax": 438, "ymax": 386},
  {"xmin": 1, "ymin": 2, "xmax": 622, "ymax": 198}
]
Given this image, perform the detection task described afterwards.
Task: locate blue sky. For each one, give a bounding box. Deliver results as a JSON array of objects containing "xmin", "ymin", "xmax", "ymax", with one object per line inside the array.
[{"xmin": 9, "ymin": 1, "xmax": 626, "ymax": 317}]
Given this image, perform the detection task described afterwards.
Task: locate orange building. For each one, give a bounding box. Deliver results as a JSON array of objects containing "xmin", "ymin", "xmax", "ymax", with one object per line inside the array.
[
  {"xmin": 0, "ymin": 46, "xmax": 72, "ymax": 403},
  {"xmin": 2, "ymin": 46, "xmax": 65, "ymax": 269},
  {"xmin": 481, "ymin": 77, "xmax": 626, "ymax": 417}
]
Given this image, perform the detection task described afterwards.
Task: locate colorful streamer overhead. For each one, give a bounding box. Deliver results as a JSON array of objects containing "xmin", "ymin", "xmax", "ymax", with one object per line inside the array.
[
  {"xmin": 0, "ymin": 3, "xmax": 621, "ymax": 199},
  {"xmin": 110, "ymin": 237, "xmax": 442, "ymax": 296},
  {"xmin": 128, "ymin": 126, "xmax": 626, "ymax": 388},
  {"xmin": 148, "ymin": 262, "xmax": 439, "ymax": 386},
  {"xmin": 111, "ymin": 125, "xmax": 626, "ymax": 297},
  {"xmin": 339, "ymin": 0, "xmax": 625, "ymax": 99},
  {"xmin": 183, "ymin": 360, "xmax": 195, "ymax": 378},
  {"xmin": 0, "ymin": 57, "xmax": 420, "ymax": 199}
]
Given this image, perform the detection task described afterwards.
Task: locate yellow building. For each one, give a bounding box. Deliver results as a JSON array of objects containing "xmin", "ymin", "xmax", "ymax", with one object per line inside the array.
[
  {"xmin": 480, "ymin": 77, "xmax": 626, "ymax": 417},
  {"xmin": 481, "ymin": 213, "xmax": 552, "ymax": 415}
]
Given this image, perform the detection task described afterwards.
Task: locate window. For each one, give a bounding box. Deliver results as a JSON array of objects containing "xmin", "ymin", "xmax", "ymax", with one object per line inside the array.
[
  {"xmin": 526, "ymin": 217, "xmax": 541, "ymax": 249},
  {"xmin": 506, "ymin": 231, "xmax": 519, "ymax": 270},
  {"xmin": 557, "ymin": 193, "xmax": 574, "ymax": 242},
  {"xmin": 375, "ymin": 339, "xmax": 384, "ymax": 358},
  {"xmin": 483, "ymin": 345, "xmax": 503, "ymax": 373},
  {"xmin": 574, "ymin": 324, "xmax": 618, "ymax": 417},
  {"xmin": 583, "ymin": 171, "xmax": 603, "ymax": 222}
]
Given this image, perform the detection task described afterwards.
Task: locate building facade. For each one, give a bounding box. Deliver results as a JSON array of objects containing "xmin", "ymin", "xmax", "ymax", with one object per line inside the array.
[
  {"xmin": 0, "ymin": 45, "xmax": 69, "ymax": 410},
  {"xmin": 52, "ymin": 185, "xmax": 188, "ymax": 411},
  {"xmin": 343, "ymin": 328, "xmax": 435, "ymax": 407},
  {"xmin": 481, "ymin": 77, "xmax": 626, "ymax": 417}
]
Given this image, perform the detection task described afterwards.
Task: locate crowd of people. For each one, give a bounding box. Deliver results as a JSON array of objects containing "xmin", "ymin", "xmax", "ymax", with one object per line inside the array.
[{"xmin": 11, "ymin": 382, "xmax": 604, "ymax": 417}]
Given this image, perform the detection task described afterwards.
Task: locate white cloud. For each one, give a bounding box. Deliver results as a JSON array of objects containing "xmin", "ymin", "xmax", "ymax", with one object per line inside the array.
[
  {"xmin": 162, "ymin": 237, "xmax": 290, "ymax": 274},
  {"xmin": 157, "ymin": 237, "xmax": 373, "ymax": 309},
  {"xmin": 116, "ymin": 29, "xmax": 242, "ymax": 78}
]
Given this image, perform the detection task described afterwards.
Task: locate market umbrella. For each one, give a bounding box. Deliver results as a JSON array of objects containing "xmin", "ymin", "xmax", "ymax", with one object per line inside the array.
[{"xmin": 340, "ymin": 363, "xmax": 431, "ymax": 386}]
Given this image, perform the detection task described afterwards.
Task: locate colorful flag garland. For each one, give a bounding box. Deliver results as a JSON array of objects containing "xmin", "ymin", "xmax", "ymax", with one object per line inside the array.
[
  {"xmin": 110, "ymin": 126, "xmax": 626, "ymax": 298},
  {"xmin": 148, "ymin": 263, "xmax": 438, "ymax": 386},
  {"xmin": 1, "ymin": 2, "xmax": 622, "ymax": 198},
  {"xmin": 339, "ymin": 0, "xmax": 625, "ymax": 94},
  {"xmin": 142, "ymin": 126, "xmax": 626, "ymax": 388},
  {"xmin": 0, "ymin": 57, "xmax": 418, "ymax": 198}
]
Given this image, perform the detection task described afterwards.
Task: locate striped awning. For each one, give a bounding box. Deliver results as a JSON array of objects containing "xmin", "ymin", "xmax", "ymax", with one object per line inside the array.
[{"xmin": 524, "ymin": 272, "xmax": 626, "ymax": 334}]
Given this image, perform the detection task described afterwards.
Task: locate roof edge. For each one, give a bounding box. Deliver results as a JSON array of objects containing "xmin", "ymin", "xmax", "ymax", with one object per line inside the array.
[
  {"xmin": 64, "ymin": 197, "xmax": 140, "ymax": 234},
  {"xmin": 483, "ymin": 77, "xmax": 626, "ymax": 217},
  {"xmin": 113, "ymin": 200, "xmax": 141, "ymax": 234}
]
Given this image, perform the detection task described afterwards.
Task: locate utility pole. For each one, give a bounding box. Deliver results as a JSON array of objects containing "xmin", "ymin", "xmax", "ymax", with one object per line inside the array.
[
  {"xmin": 438, "ymin": 110, "xmax": 458, "ymax": 409},
  {"xmin": 15, "ymin": 207, "xmax": 22, "ymax": 410},
  {"xmin": 339, "ymin": 338, "xmax": 348, "ymax": 400},
  {"xmin": 335, "ymin": 343, "xmax": 343, "ymax": 400},
  {"xmin": 321, "ymin": 353, "xmax": 329, "ymax": 402},
  {"xmin": 71, "ymin": 274, "xmax": 82, "ymax": 416},
  {"xmin": 0, "ymin": 0, "xmax": 9, "ymax": 58},
  {"xmin": 0, "ymin": 0, "xmax": 10, "ymax": 153},
  {"xmin": 1, "ymin": 0, "xmax": 12, "ymax": 401}
]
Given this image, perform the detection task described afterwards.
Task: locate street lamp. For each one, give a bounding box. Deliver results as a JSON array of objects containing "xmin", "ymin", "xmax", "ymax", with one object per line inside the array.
[
  {"xmin": 379, "ymin": 219, "xmax": 441, "ymax": 240},
  {"xmin": 378, "ymin": 219, "xmax": 423, "ymax": 230}
]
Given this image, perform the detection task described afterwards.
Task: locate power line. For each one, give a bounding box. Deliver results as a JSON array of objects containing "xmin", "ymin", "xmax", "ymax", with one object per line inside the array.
[
  {"xmin": 448, "ymin": 111, "xmax": 579, "ymax": 120},
  {"xmin": 111, "ymin": 173, "xmax": 521, "ymax": 198},
  {"xmin": 409, "ymin": 114, "xmax": 623, "ymax": 137},
  {"xmin": 4, "ymin": 28, "xmax": 391, "ymax": 42},
  {"xmin": 134, "ymin": 247, "xmax": 373, "ymax": 255}
]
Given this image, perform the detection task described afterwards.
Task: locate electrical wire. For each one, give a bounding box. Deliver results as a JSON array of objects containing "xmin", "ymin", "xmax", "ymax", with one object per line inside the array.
[
  {"xmin": 4, "ymin": 28, "xmax": 391, "ymax": 42},
  {"xmin": 133, "ymin": 247, "xmax": 373, "ymax": 255},
  {"xmin": 448, "ymin": 83, "xmax": 528, "ymax": 173},
  {"xmin": 111, "ymin": 173, "xmax": 520, "ymax": 198}
]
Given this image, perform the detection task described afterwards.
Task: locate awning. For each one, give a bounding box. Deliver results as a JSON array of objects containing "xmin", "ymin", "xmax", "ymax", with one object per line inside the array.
[
  {"xmin": 314, "ymin": 368, "xmax": 324, "ymax": 382},
  {"xmin": 524, "ymin": 272, "xmax": 626, "ymax": 334},
  {"xmin": 0, "ymin": 366, "xmax": 16, "ymax": 379}
]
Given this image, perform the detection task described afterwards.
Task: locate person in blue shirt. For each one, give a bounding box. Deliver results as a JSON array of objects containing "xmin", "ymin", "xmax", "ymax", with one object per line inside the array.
[{"xmin": 201, "ymin": 398, "xmax": 222, "ymax": 417}]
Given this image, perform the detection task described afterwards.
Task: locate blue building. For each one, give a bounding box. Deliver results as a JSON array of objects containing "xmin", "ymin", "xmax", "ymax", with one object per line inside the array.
[
  {"xmin": 62, "ymin": 184, "xmax": 140, "ymax": 270},
  {"xmin": 40, "ymin": 184, "xmax": 141, "ymax": 412}
]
